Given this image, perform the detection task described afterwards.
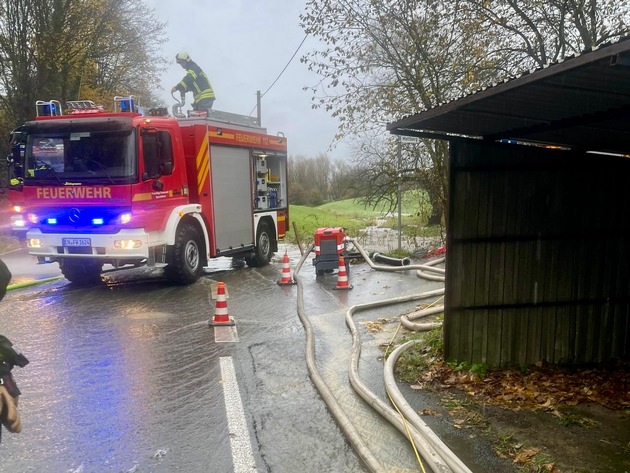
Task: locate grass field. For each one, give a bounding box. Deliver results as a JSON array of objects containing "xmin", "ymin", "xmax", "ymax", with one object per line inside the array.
[{"xmin": 287, "ymin": 191, "xmax": 441, "ymax": 247}]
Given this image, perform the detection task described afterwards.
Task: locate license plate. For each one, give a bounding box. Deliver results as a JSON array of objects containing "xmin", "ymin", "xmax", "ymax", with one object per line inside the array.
[{"xmin": 62, "ymin": 238, "xmax": 91, "ymax": 247}]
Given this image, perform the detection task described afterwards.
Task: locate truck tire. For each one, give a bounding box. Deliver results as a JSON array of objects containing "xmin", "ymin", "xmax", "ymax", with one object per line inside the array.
[
  {"xmin": 60, "ymin": 259, "xmax": 103, "ymax": 286},
  {"xmin": 165, "ymin": 223, "xmax": 203, "ymax": 284},
  {"xmin": 246, "ymin": 221, "xmax": 273, "ymax": 267}
]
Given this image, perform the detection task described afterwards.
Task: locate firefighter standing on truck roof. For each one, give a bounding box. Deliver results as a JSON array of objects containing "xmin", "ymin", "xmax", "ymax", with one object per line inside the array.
[{"xmin": 171, "ymin": 52, "xmax": 216, "ymax": 112}]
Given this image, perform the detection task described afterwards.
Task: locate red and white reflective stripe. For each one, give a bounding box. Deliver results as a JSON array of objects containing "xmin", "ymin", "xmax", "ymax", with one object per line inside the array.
[{"xmin": 314, "ymin": 243, "xmax": 345, "ymax": 254}]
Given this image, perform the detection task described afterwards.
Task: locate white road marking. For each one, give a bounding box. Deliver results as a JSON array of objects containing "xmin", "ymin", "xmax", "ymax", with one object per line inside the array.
[{"xmin": 220, "ymin": 356, "xmax": 256, "ymax": 472}]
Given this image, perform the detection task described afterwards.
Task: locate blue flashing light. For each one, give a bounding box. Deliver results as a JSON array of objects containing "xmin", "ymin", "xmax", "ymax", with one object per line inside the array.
[
  {"xmin": 92, "ymin": 218, "xmax": 104, "ymax": 226},
  {"xmin": 36, "ymin": 100, "xmax": 62, "ymax": 117},
  {"xmin": 46, "ymin": 217, "xmax": 57, "ymax": 225},
  {"xmin": 120, "ymin": 98, "xmax": 135, "ymax": 113}
]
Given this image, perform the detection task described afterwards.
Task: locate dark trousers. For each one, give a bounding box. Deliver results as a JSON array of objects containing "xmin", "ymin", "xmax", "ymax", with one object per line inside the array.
[{"xmin": 193, "ymin": 98, "xmax": 215, "ymax": 111}]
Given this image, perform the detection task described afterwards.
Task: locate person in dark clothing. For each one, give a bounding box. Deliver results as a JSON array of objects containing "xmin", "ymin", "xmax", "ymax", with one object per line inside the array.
[
  {"xmin": 0, "ymin": 261, "xmax": 26, "ymax": 439},
  {"xmin": 0, "ymin": 259, "xmax": 10, "ymax": 302},
  {"xmin": 171, "ymin": 52, "xmax": 216, "ymax": 112}
]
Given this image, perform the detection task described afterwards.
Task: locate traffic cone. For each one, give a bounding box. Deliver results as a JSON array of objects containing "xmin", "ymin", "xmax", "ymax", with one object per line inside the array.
[
  {"xmin": 334, "ymin": 255, "xmax": 353, "ymax": 290},
  {"xmin": 278, "ymin": 252, "xmax": 296, "ymax": 285},
  {"xmin": 210, "ymin": 281, "xmax": 235, "ymax": 326}
]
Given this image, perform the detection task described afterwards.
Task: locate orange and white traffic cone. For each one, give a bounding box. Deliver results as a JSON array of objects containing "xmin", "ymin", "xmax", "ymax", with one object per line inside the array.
[
  {"xmin": 334, "ymin": 255, "xmax": 353, "ymax": 290},
  {"xmin": 278, "ymin": 252, "xmax": 296, "ymax": 285},
  {"xmin": 210, "ymin": 281, "xmax": 235, "ymax": 326}
]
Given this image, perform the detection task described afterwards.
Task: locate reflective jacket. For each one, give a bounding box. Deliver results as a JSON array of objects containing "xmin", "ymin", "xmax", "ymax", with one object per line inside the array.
[{"xmin": 174, "ymin": 61, "xmax": 215, "ymax": 104}]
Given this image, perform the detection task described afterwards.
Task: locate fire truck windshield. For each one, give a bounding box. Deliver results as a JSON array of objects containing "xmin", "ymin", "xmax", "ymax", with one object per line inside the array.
[{"xmin": 23, "ymin": 127, "xmax": 136, "ymax": 184}]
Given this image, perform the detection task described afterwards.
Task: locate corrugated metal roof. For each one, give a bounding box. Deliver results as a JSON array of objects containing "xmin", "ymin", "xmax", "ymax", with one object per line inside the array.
[{"xmin": 387, "ymin": 36, "xmax": 630, "ymax": 154}]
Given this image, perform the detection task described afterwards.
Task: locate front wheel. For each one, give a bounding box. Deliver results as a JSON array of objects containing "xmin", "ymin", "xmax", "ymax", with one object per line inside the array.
[
  {"xmin": 60, "ymin": 259, "xmax": 103, "ymax": 286},
  {"xmin": 246, "ymin": 222, "xmax": 274, "ymax": 267},
  {"xmin": 165, "ymin": 223, "xmax": 204, "ymax": 284}
]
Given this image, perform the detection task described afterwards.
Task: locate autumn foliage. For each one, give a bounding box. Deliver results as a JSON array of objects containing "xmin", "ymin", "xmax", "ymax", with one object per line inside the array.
[{"xmin": 416, "ymin": 360, "xmax": 630, "ymax": 412}]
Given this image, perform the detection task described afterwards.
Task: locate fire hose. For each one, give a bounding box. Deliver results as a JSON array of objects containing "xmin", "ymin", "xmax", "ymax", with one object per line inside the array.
[
  {"xmin": 293, "ymin": 240, "xmax": 471, "ymax": 473},
  {"xmin": 293, "ymin": 243, "xmax": 386, "ymax": 473},
  {"xmin": 370, "ymin": 252, "xmax": 411, "ymax": 267}
]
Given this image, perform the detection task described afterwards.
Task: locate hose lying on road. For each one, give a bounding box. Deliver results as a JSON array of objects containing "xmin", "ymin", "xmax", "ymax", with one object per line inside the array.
[
  {"xmin": 384, "ymin": 340, "xmax": 472, "ymax": 473},
  {"xmin": 293, "ymin": 243, "xmax": 386, "ymax": 473},
  {"xmin": 371, "ymin": 252, "xmax": 411, "ymax": 267},
  {"xmin": 348, "ymin": 238, "xmax": 445, "ymax": 280},
  {"xmin": 7, "ymin": 276, "xmax": 63, "ymax": 291},
  {"xmin": 400, "ymin": 305, "xmax": 444, "ymax": 332},
  {"xmin": 346, "ymin": 239, "xmax": 471, "ymax": 473},
  {"xmin": 346, "ymin": 291, "xmax": 454, "ymax": 473},
  {"xmin": 293, "ymin": 238, "xmax": 469, "ymax": 472}
]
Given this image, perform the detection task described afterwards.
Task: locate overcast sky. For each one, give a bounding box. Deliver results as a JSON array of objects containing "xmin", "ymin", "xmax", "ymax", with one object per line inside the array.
[{"xmin": 144, "ymin": 0, "xmax": 349, "ymax": 160}]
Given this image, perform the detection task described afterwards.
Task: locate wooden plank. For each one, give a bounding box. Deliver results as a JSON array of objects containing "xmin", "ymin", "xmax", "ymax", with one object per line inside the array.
[
  {"xmin": 471, "ymin": 309, "xmax": 488, "ymax": 363},
  {"xmin": 485, "ymin": 309, "xmax": 504, "ymax": 366},
  {"xmin": 445, "ymin": 140, "xmax": 630, "ymax": 366}
]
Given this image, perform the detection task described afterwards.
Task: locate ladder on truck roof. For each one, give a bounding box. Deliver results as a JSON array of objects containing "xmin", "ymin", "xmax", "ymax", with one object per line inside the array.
[{"xmin": 179, "ymin": 109, "xmax": 263, "ymax": 130}]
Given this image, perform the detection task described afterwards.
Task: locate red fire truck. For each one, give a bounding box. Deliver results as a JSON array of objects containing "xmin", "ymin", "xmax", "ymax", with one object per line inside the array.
[{"xmin": 7, "ymin": 97, "xmax": 289, "ymax": 285}]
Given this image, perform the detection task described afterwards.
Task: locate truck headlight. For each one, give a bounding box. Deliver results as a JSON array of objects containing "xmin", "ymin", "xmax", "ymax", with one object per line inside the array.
[
  {"xmin": 10, "ymin": 215, "xmax": 26, "ymax": 228},
  {"xmin": 114, "ymin": 240, "xmax": 142, "ymax": 249},
  {"xmin": 28, "ymin": 238, "xmax": 42, "ymax": 248}
]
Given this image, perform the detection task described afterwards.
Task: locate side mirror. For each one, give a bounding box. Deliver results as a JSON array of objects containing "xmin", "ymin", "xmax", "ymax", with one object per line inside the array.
[
  {"xmin": 160, "ymin": 161, "xmax": 173, "ymax": 176},
  {"xmin": 152, "ymin": 179, "xmax": 164, "ymax": 192}
]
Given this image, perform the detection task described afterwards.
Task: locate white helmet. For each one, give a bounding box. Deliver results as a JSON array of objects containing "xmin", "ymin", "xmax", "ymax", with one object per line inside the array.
[{"xmin": 175, "ymin": 51, "xmax": 190, "ymax": 63}]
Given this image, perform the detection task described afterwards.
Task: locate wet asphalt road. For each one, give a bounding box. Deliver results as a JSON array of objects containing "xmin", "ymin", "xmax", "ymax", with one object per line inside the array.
[{"xmin": 0, "ymin": 247, "xmax": 509, "ymax": 473}]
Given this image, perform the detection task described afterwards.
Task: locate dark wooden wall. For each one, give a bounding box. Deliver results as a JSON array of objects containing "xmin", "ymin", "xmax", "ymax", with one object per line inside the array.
[{"xmin": 444, "ymin": 140, "xmax": 630, "ymax": 367}]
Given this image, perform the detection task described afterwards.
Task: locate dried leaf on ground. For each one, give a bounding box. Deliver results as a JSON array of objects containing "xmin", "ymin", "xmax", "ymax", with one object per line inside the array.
[{"xmin": 420, "ymin": 362, "xmax": 630, "ymax": 411}]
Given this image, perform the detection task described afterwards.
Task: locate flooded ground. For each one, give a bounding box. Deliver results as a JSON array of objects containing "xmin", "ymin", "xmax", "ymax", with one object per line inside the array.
[{"xmin": 1, "ymin": 235, "xmax": 627, "ymax": 472}]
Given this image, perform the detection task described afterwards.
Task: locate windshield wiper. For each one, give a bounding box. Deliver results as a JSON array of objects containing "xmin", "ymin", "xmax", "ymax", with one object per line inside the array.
[
  {"xmin": 80, "ymin": 159, "xmax": 115, "ymax": 184},
  {"xmin": 34, "ymin": 159, "xmax": 63, "ymax": 185}
]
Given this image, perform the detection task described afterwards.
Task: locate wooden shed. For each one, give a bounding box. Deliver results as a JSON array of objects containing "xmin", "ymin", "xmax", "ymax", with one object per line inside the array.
[{"xmin": 388, "ymin": 38, "xmax": 630, "ymax": 368}]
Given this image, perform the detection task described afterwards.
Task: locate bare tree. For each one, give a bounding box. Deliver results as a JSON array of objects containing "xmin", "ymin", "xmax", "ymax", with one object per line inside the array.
[
  {"xmin": 329, "ymin": 158, "xmax": 361, "ymax": 201},
  {"xmin": 466, "ymin": 0, "xmax": 630, "ymax": 73},
  {"xmin": 289, "ymin": 154, "xmax": 325, "ymax": 205},
  {"xmin": 300, "ymin": 0, "xmax": 499, "ymax": 226},
  {"xmin": 0, "ymin": 0, "xmax": 167, "ymax": 138},
  {"xmin": 300, "ymin": 0, "xmax": 630, "ymax": 228},
  {"xmin": 289, "ymin": 153, "xmax": 363, "ymax": 205}
]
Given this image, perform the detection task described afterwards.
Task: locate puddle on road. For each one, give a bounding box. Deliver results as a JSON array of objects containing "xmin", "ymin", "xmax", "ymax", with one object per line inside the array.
[
  {"xmin": 213, "ymin": 325, "xmax": 239, "ymax": 342},
  {"xmin": 125, "ymin": 311, "xmax": 172, "ymax": 320}
]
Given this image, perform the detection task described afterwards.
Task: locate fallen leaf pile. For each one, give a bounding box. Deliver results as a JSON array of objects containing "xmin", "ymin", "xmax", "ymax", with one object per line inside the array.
[
  {"xmin": 363, "ymin": 318, "xmax": 389, "ymax": 332},
  {"xmin": 417, "ymin": 361, "xmax": 630, "ymax": 411}
]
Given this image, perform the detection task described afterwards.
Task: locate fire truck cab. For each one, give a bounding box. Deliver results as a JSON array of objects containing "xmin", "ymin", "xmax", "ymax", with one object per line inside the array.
[{"xmin": 7, "ymin": 97, "xmax": 289, "ymax": 285}]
